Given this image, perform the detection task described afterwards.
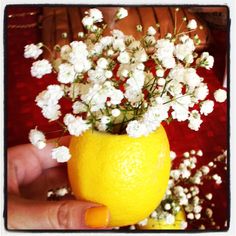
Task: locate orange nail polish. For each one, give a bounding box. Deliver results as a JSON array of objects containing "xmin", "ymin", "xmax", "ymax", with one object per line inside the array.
[{"xmin": 85, "ymin": 206, "xmax": 109, "ymax": 228}]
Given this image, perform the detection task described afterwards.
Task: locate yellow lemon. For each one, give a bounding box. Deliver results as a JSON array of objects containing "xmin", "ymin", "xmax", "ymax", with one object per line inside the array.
[
  {"xmin": 139, "ymin": 209, "xmax": 186, "ymax": 230},
  {"xmin": 67, "ymin": 125, "xmax": 170, "ymax": 227}
]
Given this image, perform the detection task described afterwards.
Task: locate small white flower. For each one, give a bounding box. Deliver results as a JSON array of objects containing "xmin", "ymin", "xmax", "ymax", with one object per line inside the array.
[
  {"xmin": 180, "ymin": 35, "xmax": 190, "ymax": 43},
  {"xmin": 89, "ymin": 42, "xmax": 103, "ymax": 56},
  {"xmin": 55, "ymin": 187, "xmax": 69, "ymax": 197},
  {"xmin": 128, "ymin": 40, "xmax": 140, "ymax": 50},
  {"xmin": 60, "ymin": 45, "xmax": 71, "ymax": 60},
  {"xmin": 58, "ymin": 63, "xmax": 76, "ymax": 84},
  {"xmin": 157, "ymin": 78, "xmax": 165, "ymax": 86},
  {"xmin": 137, "ymin": 218, "xmax": 148, "ymax": 226},
  {"xmin": 97, "ymin": 122, "xmax": 108, "ymax": 132},
  {"xmin": 113, "ymin": 38, "xmax": 126, "ymax": 51},
  {"xmin": 64, "ymin": 113, "xmax": 75, "ymax": 126},
  {"xmin": 171, "ymin": 103, "xmax": 189, "ymax": 122},
  {"xmin": 64, "ymin": 114, "xmax": 91, "ymax": 136},
  {"xmin": 117, "ymin": 51, "xmax": 130, "ymax": 64},
  {"xmin": 187, "ymin": 19, "xmax": 197, "ymax": 30},
  {"xmin": 78, "ymin": 32, "xmax": 84, "ymax": 38},
  {"xmin": 90, "ymin": 25, "xmax": 98, "ymax": 33},
  {"xmin": 208, "ymin": 162, "xmax": 214, "ymax": 167},
  {"xmin": 24, "ymin": 43, "xmax": 42, "ymax": 59},
  {"xmin": 107, "ymin": 49, "xmax": 114, "ymax": 56},
  {"xmin": 155, "ymin": 39, "xmax": 175, "ymax": 61},
  {"xmin": 100, "ymin": 36, "xmax": 113, "ymax": 47},
  {"xmin": 88, "ymin": 68, "xmax": 107, "ymax": 84},
  {"xmin": 126, "ymin": 120, "xmax": 146, "ymax": 138},
  {"xmin": 120, "ymin": 68, "xmax": 129, "ymax": 78},
  {"xmin": 72, "ymin": 101, "xmax": 87, "ymax": 114},
  {"xmin": 51, "ymin": 146, "xmax": 71, "ymax": 163},
  {"xmin": 156, "ymin": 68, "xmax": 164, "ymax": 77},
  {"xmin": 200, "ymin": 100, "xmax": 214, "ymax": 116},
  {"xmin": 214, "ymin": 89, "xmax": 227, "ymax": 103},
  {"xmin": 180, "ymin": 221, "xmax": 188, "ymax": 229},
  {"xmin": 165, "ymin": 214, "xmax": 175, "ymax": 224},
  {"xmin": 193, "ymin": 205, "xmax": 202, "ymax": 214},
  {"xmin": 144, "ymin": 35, "xmax": 156, "ymax": 45},
  {"xmin": 164, "ymin": 203, "xmax": 171, "ymax": 210},
  {"xmin": 109, "ymin": 88, "xmax": 124, "ymax": 105},
  {"xmin": 88, "ymin": 8, "xmax": 103, "ymax": 23},
  {"xmin": 188, "ymin": 110, "xmax": 203, "ymax": 131},
  {"xmin": 29, "ymin": 128, "xmax": 46, "ymax": 149},
  {"xmin": 126, "ymin": 75, "xmax": 144, "ymax": 92},
  {"xmin": 212, "ymin": 174, "xmax": 222, "ymax": 184},
  {"xmin": 129, "ymin": 225, "xmax": 136, "ymax": 230},
  {"xmin": 147, "ymin": 26, "xmax": 156, "ymax": 35},
  {"xmin": 161, "ymin": 57, "xmax": 176, "ymax": 69},
  {"xmin": 174, "ymin": 38, "xmax": 195, "ymax": 62},
  {"xmin": 112, "ymin": 29, "xmax": 125, "ymax": 39},
  {"xmin": 205, "ymin": 193, "xmax": 213, "ymax": 200},
  {"xmin": 31, "ymin": 59, "xmax": 52, "ymax": 78},
  {"xmin": 185, "ymin": 54, "xmax": 194, "ymax": 64},
  {"xmin": 197, "ymin": 150, "xmax": 203, "ymax": 156},
  {"xmin": 151, "ymin": 211, "xmax": 158, "ymax": 218},
  {"xmin": 105, "ymin": 70, "xmax": 113, "ymax": 79},
  {"xmin": 194, "ymin": 84, "xmax": 209, "ymax": 101},
  {"xmin": 134, "ymin": 49, "xmax": 148, "ymax": 63},
  {"xmin": 97, "ymin": 57, "xmax": 109, "ymax": 69},
  {"xmin": 111, "ymin": 109, "xmax": 121, "ymax": 117},
  {"xmin": 82, "ymin": 15, "xmax": 94, "ymax": 27},
  {"xmin": 197, "ymin": 52, "xmax": 214, "ymax": 69},
  {"xmin": 101, "ymin": 116, "xmax": 111, "ymax": 124},
  {"xmin": 155, "ymin": 97, "xmax": 164, "ymax": 105},
  {"xmin": 42, "ymin": 104, "xmax": 61, "ymax": 121},
  {"xmin": 35, "ymin": 85, "xmax": 64, "ymax": 108},
  {"xmin": 195, "ymin": 213, "xmax": 201, "ymax": 220},
  {"xmin": 170, "ymin": 151, "xmax": 177, "ymax": 160},
  {"xmin": 181, "ymin": 168, "xmax": 191, "ymax": 179},
  {"xmin": 171, "ymin": 170, "xmax": 180, "ymax": 180},
  {"xmin": 187, "ymin": 212, "xmax": 194, "ymax": 220},
  {"xmin": 184, "ymin": 68, "xmax": 201, "ymax": 88},
  {"xmin": 116, "ymin": 8, "xmax": 128, "ymax": 19},
  {"xmin": 183, "ymin": 152, "xmax": 190, "ymax": 158}
]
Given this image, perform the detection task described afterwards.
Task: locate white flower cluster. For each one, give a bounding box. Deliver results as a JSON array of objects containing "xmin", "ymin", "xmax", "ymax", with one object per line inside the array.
[
  {"xmin": 31, "ymin": 59, "xmax": 52, "ymax": 78},
  {"xmin": 24, "ymin": 43, "xmax": 43, "ymax": 59},
  {"xmin": 82, "ymin": 8, "xmax": 103, "ymax": 28},
  {"xmin": 51, "ymin": 146, "xmax": 71, "ymax": 163},
  {"xmin": 116, "ymin": 8, "xmax": 128, "ymax": 19},
  {"xmin": 28, "ymin": 128, "xmax": 46, "ymax": 149},
  {"xmin": 25, "ymin": 8, "xmax": 227, "ymax": 159},
  {"xmin": 148, "ymin": 149, "xmax": 227, "ymax": 230},
  {"xmin": 35, "ymin": 85, "xmax": 64, "ymax": 121},
  {"xmin": 64, "ymin": 113, "xmax": 91, "ymax": 136}
]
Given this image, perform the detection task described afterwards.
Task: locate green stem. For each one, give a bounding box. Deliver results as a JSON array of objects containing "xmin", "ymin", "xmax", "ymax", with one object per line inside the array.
[{"xmin": 42, "ymin": 44, "xmax": 54, "ymax": 61}]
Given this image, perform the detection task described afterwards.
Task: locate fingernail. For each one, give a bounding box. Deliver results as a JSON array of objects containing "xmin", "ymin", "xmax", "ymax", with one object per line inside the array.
[{"xmin": 85, "ymin": 206, "xmax": 109, "ymax": 228}]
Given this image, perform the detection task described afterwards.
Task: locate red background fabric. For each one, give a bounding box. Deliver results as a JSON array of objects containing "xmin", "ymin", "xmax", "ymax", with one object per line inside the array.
[{"xmin": 5, "ymin": 6, "xmax": 229, "ymax": 230}]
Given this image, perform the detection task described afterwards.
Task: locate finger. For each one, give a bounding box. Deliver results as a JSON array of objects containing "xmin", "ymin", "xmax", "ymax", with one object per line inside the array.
[
  {"xmin": 8, "ymin": 136, "xmax": 70, "ymax": 194},
  {"xmin": 8, "ymin": 195, "xmax": 110, "ymax": 230},
  {"xmin": 20, "ymin": 165, "xmax": 69, "ymax": 200}
]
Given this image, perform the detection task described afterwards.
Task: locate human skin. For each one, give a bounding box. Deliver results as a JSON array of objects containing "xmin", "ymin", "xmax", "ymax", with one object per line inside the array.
[{"xmin": 7, "ymin": 136, "xmax": 109, "ymax": 230}]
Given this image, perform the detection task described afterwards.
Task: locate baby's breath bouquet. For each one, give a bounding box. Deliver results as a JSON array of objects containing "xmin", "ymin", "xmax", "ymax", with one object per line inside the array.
[{"xmin": 25, "ymin": 7, "xmax": 226, "ymax": 162}]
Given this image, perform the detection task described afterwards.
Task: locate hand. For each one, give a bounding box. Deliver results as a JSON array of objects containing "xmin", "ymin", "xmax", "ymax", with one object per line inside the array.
[{"xmin": 7, "ymin": 137, "xmax": 110, "ymax": 230}]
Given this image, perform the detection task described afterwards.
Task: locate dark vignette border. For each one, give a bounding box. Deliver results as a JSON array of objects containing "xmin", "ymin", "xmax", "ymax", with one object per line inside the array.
[{"xmin": 3, "ymin": 3, "xmax": 231, "ymax": 234}]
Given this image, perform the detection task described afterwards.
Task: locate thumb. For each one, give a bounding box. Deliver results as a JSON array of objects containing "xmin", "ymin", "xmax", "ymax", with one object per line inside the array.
[{"xmin": 7, "ymin": 195, "xmax": 110, "ymax": 230}]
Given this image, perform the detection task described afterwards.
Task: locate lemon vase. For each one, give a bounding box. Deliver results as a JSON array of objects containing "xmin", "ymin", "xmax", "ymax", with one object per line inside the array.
[{"xmin": 67, "ymin": 125, "xmax": 171, "ymax": 227}]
